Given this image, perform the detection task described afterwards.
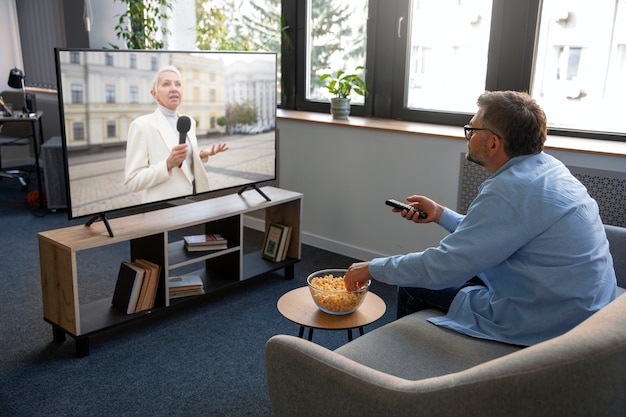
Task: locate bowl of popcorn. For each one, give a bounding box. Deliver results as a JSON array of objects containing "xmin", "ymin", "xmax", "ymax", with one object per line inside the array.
[{"xmin": 307, "ymin": 269, "xmax": 371, "ymax": 315}]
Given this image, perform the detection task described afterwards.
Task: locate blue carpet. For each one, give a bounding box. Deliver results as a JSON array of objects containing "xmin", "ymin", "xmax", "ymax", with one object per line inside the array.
[{"xmin": 0, "ymin": 195, "xmax": 397, "ymax": 417}]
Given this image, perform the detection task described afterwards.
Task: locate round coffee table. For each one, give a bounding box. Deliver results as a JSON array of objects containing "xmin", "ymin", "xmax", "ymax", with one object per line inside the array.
[{"xmin": 277, "ymin": 287, "xmax": 386, "ymax": 342}]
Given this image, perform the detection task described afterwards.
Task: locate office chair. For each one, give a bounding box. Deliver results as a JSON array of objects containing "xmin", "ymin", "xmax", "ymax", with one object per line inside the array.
[{"xmin": 0, "ymin": 91, "xmax": 37, "ymax": 189}]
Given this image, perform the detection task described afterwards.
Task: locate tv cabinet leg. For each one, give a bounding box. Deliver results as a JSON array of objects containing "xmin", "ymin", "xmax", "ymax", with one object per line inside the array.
[
  {"xmin": 52, "ymin": 325, "xmax": 66, "ymax": 343},
  {"xmin": 75, "ymin": 336, "xmax": 90, "ymax": 358},
  {"xmin": 284, "ymin": 264, "xmax": 295, "ymax": 280}
]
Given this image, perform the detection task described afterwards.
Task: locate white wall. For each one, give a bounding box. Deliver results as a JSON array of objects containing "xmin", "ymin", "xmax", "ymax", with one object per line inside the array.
[{"xmin": 276, "ymin": 117, "xmax": 626, "ymax": 261}]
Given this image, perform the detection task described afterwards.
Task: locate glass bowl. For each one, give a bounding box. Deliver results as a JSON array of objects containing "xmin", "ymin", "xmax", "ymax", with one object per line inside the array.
[{"xmin": 306, "ymin": 269, "xmax": 371, "ymax": 315}]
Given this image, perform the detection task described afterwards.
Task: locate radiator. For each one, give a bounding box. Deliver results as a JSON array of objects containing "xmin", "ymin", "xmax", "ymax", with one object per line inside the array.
[{"xmin": 457, "ymin": 153, "xmax": 626, "ymax": 227}]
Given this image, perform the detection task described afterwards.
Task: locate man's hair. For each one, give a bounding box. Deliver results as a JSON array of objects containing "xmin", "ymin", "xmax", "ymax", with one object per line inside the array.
[
  {"xmin": 477, "ymin": 91, "xmax": 547, "ymax": 157},
  {"xmin": 151, "ymin": 65, "xmax": 182, "ymax": 91}
]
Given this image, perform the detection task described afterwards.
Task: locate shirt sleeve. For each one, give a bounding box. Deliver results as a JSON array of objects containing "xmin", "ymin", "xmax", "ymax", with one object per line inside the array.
[
  {"xmin": 438, "ymin": 207, "xmax": 464, "ymax": 233},
  {"xmin": 368, "ymin": 191, "xmax": 531, "ymax": 289}
]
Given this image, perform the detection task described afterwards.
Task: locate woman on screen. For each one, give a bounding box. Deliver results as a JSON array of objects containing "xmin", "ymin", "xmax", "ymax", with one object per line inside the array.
[{"xmin": 124, "ymin": 65, "xmax": 228, "ymax": 203}]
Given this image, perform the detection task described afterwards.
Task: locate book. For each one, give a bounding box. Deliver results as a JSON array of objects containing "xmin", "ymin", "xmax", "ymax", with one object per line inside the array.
[
  {"xmin": 134, "ymin": 263, "xmax": 151, "ymax": 312},
  {"xmin": 133, "ymin": 258, "xmax": 161, "ymax": 312},
  {"xmin": 168, "ymin": 274, "xmax": 205, "ymax": 299},
  {"xmin": 278, "ymin": 225, "xmax": 293, "ymax": 262},
  {"xmin": 184, "ymin": 242, "xmax": 228, "ymax": 251},
  {"xmin": 183, "ymin": 233, "xmax": 228, "ymax": 251},
  {"xmin": 111, "ymin": 261, "xmax": 146, "ymax": 314},
  {"xmin": 262, "ymin": 223, "xmax": 292, "ymax": 262},
  {"xmin": 184, "ymin": 233, "xmax": 227, "ymax": 246}
]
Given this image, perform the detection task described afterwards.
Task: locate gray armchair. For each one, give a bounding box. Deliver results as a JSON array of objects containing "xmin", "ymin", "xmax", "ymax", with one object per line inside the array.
[{"xmin": 265, "ymin": 225, "xmax": 626, "ymax": 417}]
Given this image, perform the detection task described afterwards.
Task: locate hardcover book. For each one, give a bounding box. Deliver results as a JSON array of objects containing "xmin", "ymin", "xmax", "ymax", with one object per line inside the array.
[
  {"xmin": 183, "ymin": 234, "xmax": 228, "ymax": 251},
  {"xmin": 168, "ymin": 274, "xmax": 205, "ymax": 299},
  {"xmin": 111, "ymin": 261, "xmax": 146, "ymax": 314},
  {"xmin": 183, "ymin": 233, "xmax": 227, "ymax": 246},
  {"xmin": 133, "ymin": 258, "xmax": 161, "ymax": 312}
]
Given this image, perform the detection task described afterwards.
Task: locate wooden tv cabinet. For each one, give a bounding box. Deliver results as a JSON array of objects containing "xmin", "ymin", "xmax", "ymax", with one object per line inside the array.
[{"xmin": 38, "ymin": 187, "xmax": 302, "ymax": 357}]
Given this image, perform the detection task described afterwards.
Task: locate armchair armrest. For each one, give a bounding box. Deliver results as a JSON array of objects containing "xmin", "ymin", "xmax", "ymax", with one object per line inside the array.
[
  {"xmin": 265, "ymin": 309, "xmax": 626, "ymax": 417},
  {"xmin": 265, "ymin": 334, "xmax": 429, "ymax": 417}
]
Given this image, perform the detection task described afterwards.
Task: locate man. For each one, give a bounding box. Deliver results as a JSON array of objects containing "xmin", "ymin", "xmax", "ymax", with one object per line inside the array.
[{"xmin": 344, "ymin": 90, "xmax": 616, "ymax": 346}]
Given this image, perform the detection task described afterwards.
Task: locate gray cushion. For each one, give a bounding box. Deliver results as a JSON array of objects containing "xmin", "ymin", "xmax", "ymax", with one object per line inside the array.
[
  {"xmin": 336, "ymin": 309, "xmax": 522, "ymax": 380},
  {"xmin": 605, "ymin": 224, "xmax": 626, "ymax": 288}
]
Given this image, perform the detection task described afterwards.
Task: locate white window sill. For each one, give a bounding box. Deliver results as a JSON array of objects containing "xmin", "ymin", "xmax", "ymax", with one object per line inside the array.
[{"xmin": 278, "ymin": 109, "xmax": 626, "ymax": 158}]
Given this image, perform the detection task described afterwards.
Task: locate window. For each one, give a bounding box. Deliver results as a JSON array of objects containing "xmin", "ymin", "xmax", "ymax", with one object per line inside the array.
[
  {"xmin": 404, "ymin": 0, "xmax": 492, "ymax": 113},
  {"xmin": 73, "ymin": 122, "xmax": 85, "ymax": 141},
  {"xmin": 71, "ymin": 84, "xmax": 84, "ymax": 104},
  {"xmin": 304, "ymin": 0, "xmax": 368, "ymax": 104},
  {"xmin": 530, "ymin": 0, "xmax": 626, "ymax": 135},
  {"xmin": 129, "ymin": 86, "xmax": 139, "ymax": 104},
  {"xmin": 69, "ymin": 51, "xmax": 81, "ymax": 65},
  {"xmin": 129, "ymin": 53, "xmax": 137, "ymax": 69},
  {"xmin": 105, "ymin": 52, "xmax": 114, "ymax": 66},
  {"xmin": 285, "ymin": 0, "xmax": 625, "ymax": 140},
  {"xmin": 105, "ymin": 84, "xmax": 116, "ymax": 104},
  {"xmin": 106, "ymin": 121, "xmax": 116, "ymax": 138}
]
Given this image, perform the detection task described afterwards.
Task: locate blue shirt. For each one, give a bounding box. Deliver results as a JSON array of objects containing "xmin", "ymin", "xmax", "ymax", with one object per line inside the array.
[{"xmin": 369, "ymin": 152, "xmax": 617, "ymax": 346}]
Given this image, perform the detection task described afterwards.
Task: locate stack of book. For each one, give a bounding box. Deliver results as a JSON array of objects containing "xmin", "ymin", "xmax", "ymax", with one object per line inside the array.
[
  {"xmin": 262, "ymin": 223, "xmax": 292, "ymax": 262},
  {"xmin": 111, "ymin": 259, "xmax": 161, "ymax": 315},
  {"xmin": 168, "ymin": 275, "xmax": 205, "ymax": 299},
  {"xmin": 183, "ymin": 233, "xmax": 228, "ymax": 252}
]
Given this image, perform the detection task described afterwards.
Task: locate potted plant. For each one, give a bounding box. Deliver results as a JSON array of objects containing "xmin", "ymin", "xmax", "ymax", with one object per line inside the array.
[{"xmin": 320, "ymin": 66, "xmax": 367, "ymax": 119}]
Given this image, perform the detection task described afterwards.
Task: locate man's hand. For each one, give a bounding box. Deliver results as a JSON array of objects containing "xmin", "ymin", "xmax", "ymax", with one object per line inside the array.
[
  {"xmin": 344, "ymin": 261, "xmax": 372, "ymax": 291},
  {"xmin": 394, "ymin": 195, "xmax": 444, "ymax": 223}
]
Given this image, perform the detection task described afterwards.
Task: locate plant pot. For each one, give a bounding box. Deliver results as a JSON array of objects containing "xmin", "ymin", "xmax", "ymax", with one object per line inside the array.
[{"xmin": 330, "ymin": 97, "xmax": 351, "ymax": 120}]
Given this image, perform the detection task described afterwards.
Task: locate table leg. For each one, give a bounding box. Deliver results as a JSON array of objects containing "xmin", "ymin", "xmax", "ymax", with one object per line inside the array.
[
  {"xmin": 52, "ymin": 325, "xmax": 66, "ymax": 343},
  {"xmin": 75, "ymin": 336, "xmax": 90, "ymax": 358},
  {"xmin": 284, "ymin": 264, "xmax": 295, "ymax": 280},
  {"xmin": 298, "ymin": 325, "xmax": 305, "ymax": 338},
  {"xmin": 31, "ymin": 117, "xmax": 44, "ymax": 209},
  {"xmin": 307, "ymin": 328, "xmax": 314, "ymax": 341},
  {"xmin": 347, "ymin": 327, "xmax": 364, "ymax": 342}
]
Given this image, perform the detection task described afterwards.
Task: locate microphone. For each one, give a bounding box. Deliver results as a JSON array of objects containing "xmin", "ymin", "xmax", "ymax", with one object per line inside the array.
[{"xmin": 176, "ymin": 116, "xmax": 191, "ymax": 167}]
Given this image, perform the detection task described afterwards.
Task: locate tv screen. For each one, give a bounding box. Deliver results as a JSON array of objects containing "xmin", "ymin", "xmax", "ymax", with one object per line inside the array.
[{"xmin": 54, "ymin": 48, "xmax": 277, "ymax": 224}]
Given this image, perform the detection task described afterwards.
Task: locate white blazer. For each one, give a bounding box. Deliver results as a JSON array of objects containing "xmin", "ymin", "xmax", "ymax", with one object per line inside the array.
[{"xmin": 124, "ymin": 109, "xmax": 210, "ymax": 203}]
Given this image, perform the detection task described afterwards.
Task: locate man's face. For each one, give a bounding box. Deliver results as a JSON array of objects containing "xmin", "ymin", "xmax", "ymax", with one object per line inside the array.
[
  {"xmin": 465, "ymin": 111, "xmax": 492, "ymax": 167},
  {"xmin": 151, "ymin": 71, "xmax": 182, "ymax": 111}
]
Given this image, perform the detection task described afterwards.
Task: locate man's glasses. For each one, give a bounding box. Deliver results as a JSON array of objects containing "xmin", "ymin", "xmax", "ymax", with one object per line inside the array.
[{"xmin": 464, "ymin": 125, "xmax": 499, "ymax": 140}]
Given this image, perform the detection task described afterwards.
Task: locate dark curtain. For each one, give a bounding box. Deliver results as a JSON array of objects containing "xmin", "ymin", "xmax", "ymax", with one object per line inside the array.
[{"xmin": 14, "ymin": 0, "xmax": 89, "ymax": 90}]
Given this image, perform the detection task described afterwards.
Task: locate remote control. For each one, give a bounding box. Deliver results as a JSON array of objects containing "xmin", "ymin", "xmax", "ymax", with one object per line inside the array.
[{"xmin": 385, "ymin": 199, "xmax": 428, "ymax": 219}]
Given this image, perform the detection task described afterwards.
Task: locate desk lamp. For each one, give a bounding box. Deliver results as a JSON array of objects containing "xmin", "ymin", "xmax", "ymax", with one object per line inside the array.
[{"xmin": 7, "ymin": 67, "xmax": 31, "ymax": 114}]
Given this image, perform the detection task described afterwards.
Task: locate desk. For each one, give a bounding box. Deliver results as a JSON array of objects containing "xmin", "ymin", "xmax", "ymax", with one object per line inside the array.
[
  {"xmin": 277, "ymin": 287, "xmax": 386, "ymax": 342},
  {"xmin": 0, "ymin": 111, "xmax": 44, "ymax": 207}
]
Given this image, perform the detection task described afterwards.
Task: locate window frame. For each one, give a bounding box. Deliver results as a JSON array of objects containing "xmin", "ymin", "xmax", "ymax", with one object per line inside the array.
[{"xmin": 281, "ymin": 0, "xmax": 626, "ymax": 142}]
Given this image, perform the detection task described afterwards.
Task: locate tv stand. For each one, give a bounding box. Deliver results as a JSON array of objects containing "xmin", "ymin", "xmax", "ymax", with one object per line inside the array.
[
  {"xmin": 85, "ymin": 213, "xmax": 114, "ymax": 237},
  {"xmin": 238, "ymin": 183, "xmax": 271, "ymax": 201},
  {"xmin": 38, "ymin": 187, "xmax": 302, "ymax": 357}
]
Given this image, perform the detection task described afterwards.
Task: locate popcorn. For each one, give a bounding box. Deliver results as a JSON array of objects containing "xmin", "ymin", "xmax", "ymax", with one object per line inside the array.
[{"xmin": 308, "ymin": 275, "xmax": 368, "ymax": 313}]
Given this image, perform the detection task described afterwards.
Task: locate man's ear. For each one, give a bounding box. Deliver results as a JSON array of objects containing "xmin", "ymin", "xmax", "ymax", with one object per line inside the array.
[{"xmin": 488, "ymin": 134, "xmax": 499, "ymax": 150}]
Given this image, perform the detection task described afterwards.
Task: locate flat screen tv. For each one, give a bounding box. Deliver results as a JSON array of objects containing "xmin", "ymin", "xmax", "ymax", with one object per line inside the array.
[{"xmin": 54, "ymin": 48, "xmax": 277, "ymax": 235}]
